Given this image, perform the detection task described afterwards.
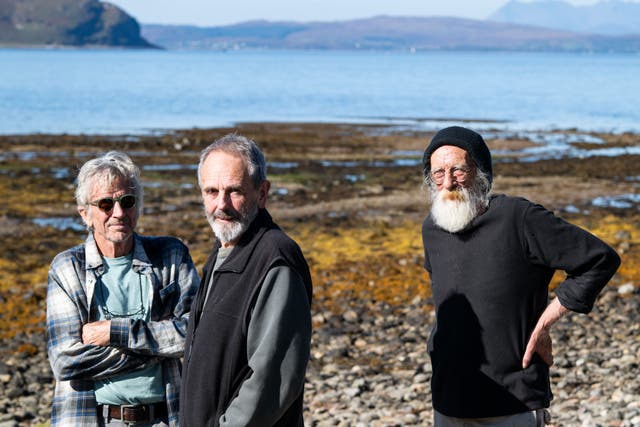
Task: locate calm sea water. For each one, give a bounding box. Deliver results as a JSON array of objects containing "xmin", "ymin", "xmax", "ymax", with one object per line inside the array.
[{"xmin": 1, "ymin": 49, "xmax": 639, "ymax": 135}]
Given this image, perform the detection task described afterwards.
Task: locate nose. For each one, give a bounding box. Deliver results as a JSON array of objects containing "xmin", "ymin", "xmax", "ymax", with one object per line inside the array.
[
  {"xmin": 441, "ymin": 170, "xmax": 458, "ymax": 190},
  {"xmin": 215, "ymin": 191, "xmax": 232, "ymax": 210},
  {"xmin": 111, "ymin": 200, "xmax": 126, "ymax": 217}
]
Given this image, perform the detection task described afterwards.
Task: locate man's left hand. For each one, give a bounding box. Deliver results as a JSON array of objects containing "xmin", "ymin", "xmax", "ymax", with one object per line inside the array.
[
  {"xmin": 522, "ymin": 297, "xmax": 569, "ymax": 369},
  {"xmin": 82, "ymin": 320, "xmax": 111, "ymax": 346},
  {"xmin": 522, "ymin": 324, "xmax": 553, "ymax": 368}
]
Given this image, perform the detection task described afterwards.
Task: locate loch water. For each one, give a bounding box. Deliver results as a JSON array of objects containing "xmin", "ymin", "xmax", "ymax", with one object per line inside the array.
[{"xmin": 1, "ymin": 49, "xmax": 639, "ymax": 135}]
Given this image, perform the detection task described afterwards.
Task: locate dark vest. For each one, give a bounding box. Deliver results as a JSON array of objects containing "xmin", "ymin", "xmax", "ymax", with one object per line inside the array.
[{"xmin": 180, "ymin": 209, "xmax": 312, "ymax": 427}]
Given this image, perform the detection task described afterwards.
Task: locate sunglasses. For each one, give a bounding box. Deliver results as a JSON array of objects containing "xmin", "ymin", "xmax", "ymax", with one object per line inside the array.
[
  {"xmin": 89, "ymin": 194, "xmax": 137, "ymax": 212},
  {"xmin": 97, "ymin": 274, "xmax": 145, "ymax": 320}
]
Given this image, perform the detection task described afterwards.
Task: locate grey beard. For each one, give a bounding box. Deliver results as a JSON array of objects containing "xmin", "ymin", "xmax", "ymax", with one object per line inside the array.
[{"xmin": 206, "ymin": 204, "xmax": 259, "ymax": 245}]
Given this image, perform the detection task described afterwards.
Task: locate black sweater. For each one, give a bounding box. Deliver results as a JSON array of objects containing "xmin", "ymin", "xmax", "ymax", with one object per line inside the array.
[{"xmin": 422, "ymin": 194, "xmax": 620, "ymax": 418}]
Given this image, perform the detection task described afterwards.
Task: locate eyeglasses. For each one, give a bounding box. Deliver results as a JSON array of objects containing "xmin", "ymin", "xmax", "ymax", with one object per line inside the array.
[
  {"xmin": 96, "ymin": 274, "xmax": 145, "ymax": 320},
  {"xmin": 90, "ymin": 194, "xmax": 137, "ymax": 213},
  {"xmin": 430, "ymin": 166, "xmax": 472, "ymax": 184},
  {"xmin": 101, "ymin": 301, "xmax": 145, "ymax": 320}
]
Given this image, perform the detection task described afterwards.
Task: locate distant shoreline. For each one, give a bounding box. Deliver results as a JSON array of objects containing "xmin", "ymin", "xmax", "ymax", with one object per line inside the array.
[
  {"xmin": 139, "ymin": 16, "xmax": 640, "ymax": 53},
  {"xmin": 0, "ymin": 44, "xmax": 160, "ymax": 50},
  {"xmin": 2, "ymin": 118, "xmax": 640, "ymax": 138}
]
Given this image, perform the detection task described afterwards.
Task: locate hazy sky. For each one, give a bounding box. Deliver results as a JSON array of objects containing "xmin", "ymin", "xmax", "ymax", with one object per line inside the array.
[{"xmin": 107, "ymin": 0, "xmax": 605, "ymax": 27}]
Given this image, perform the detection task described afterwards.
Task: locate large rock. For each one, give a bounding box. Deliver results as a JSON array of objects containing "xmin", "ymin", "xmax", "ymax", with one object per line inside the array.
[{"xmin": 0, "ymin": 0, "xmax": 155, "ymax": 47}]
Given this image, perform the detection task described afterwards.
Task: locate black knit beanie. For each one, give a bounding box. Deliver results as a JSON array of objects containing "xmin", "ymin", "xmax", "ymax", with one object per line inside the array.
[{"xmin": 422, "ymin": 126, "xmax": 493, "ymax": 184}]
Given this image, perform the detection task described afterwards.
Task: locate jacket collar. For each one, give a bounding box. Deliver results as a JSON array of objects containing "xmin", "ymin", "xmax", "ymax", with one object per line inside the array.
[
  {"xmin": 84, "ymin": 232, "xmax": 153, "ymax": 274},
  {"xmin": 212, "ymin": 208, "xmax": 276, "ymax": 274}
]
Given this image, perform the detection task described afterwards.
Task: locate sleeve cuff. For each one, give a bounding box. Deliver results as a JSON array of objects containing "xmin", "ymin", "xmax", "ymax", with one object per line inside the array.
[
  {"xmin": 109, "ymin": 317, "xmax": 131, "ymax": 348},
  {"xmin": 555, "ymin": 286, "xmax": 593, "ymax": 314}
]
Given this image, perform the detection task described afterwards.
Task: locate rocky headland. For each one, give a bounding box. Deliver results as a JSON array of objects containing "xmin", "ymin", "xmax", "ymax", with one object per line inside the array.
[
  {"xmin": 0, "ymin": 0, "xmax": 155, "ymax": 48},
  {"xmin": 0, "ymin": 122, "xmax": 638, "ymax": 426}
]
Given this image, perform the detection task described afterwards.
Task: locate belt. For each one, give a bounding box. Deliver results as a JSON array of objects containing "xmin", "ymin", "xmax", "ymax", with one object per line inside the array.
[{"xmin": 99, "ymin": 402, "xmax": 167, "ymax": 423}]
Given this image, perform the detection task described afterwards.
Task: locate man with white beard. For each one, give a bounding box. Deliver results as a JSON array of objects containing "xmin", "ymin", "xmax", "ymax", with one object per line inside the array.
[
  {"xmin": 180, "ymin": 134, "xmax": 313, "ymax": 427},
  {"xmin": 421, "ymin": 126, "xmax": 620, "ymax": 427}
]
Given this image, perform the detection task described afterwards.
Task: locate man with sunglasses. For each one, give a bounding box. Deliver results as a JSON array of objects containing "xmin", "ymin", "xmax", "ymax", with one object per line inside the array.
[
  {"xmin": 46, "ymin": 151, "xmax": 199, "ymax": 426},
  {"xmin": 179, "ymin": 134, "xmax": 313, "ymax": 427}
]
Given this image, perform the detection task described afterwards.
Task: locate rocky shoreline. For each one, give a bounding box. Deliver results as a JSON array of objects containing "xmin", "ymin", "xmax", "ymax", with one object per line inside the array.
[
  {"xmin": 308, "ymin": 284, "xmax": 640, "ymax": 427},
  {"xmin": 0, "ymin": 285, "xmax": 638, "ymax": 426},
  {"xmin": 1, "ymin": 123, "xmax": 638, "ymax": 426}
]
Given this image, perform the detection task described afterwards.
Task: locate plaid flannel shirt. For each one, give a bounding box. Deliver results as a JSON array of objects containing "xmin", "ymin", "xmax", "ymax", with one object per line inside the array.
[{"xmin": 46, "ymin": 232, "xmax": 199, "ymax": 426}]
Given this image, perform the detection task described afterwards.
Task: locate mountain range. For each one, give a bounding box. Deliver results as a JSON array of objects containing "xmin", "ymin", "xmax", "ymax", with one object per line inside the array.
[
  {"xmin": 490, "ymin": 0, "xmax": 640, "ymax": 35},
  {"xmin": 0, "ymin": 0, "xmax": 639, "ymax": 51},
  {"xmin": 141, "ymin": 16, "xmax": 640, "ymax": 52}
]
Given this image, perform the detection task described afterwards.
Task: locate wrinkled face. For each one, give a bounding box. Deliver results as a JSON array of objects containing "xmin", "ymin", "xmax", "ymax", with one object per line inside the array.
[
  {"xmin": 79, "ymin": 176, "xmax": 139, "ymax": 256},
  {"xmin": 428, "ymin": 145, "xmax": 485, "ymax": 233},
  {"xmin": 200, "ymin": 151, "xmax": 269, "ymax": 247},
  {"xmin": 428, "ymin": 145, "xmax": 476, "ymax": 196}
]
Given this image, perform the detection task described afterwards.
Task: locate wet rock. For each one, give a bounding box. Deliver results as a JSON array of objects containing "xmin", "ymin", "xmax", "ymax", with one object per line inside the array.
[{"xmin": 618, "ymin": 282, "xmax": 636, "ymax": 295}]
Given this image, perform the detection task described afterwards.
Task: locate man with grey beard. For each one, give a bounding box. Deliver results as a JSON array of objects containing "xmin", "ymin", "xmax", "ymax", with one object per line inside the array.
[
  {"xmin": 180, "ymin": 134, "xmax": 313, "ymax": 427},
  {"xmin": 421, "ymin": 126, "xmax": 620, "ymax": 427}
]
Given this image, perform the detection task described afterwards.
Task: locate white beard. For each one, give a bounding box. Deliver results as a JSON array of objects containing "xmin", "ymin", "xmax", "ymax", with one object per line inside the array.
[
  {"xmin": 430, "ymin": 188, "xmax": 479, "ymax": 233},
  {"xmin": 430, "ymin": 174, "xmax": 491, "ymax": 234}
]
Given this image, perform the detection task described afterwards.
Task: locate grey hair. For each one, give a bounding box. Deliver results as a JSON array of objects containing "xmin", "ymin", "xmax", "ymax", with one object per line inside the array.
[
  {"xmin": 75, "ymin": 151, "xmax": 143, "ymax": 215},
  {"xmin": 197, "ymin": 134, "xmax": 267, "ymax": 189}
]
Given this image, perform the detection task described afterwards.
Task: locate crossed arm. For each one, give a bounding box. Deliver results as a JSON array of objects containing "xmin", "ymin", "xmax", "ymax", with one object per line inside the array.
[
  {"xmin": 82, "ymin": 320, "xmax": 111, "ymax": 346},
  {"xmin": 47, "ymin": 252, "xmax": 199, "ymax": 381}
]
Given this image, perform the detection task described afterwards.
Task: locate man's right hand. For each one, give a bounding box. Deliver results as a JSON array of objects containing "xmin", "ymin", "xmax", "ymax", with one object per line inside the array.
[{"xmin": 82, "ymin": 320, "xmax": 111, "ymax": 346}]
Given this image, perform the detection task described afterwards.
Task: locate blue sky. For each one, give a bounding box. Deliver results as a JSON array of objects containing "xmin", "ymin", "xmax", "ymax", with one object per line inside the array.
[{"xmin": 107, "ymin": 0, "xmax": 604, "ymax": 26}]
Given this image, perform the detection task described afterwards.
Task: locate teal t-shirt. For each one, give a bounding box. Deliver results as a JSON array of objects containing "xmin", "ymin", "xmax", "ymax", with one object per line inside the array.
[{"xmin": 93, "ymin": 253, "xmax": 165, "ymax": 405}]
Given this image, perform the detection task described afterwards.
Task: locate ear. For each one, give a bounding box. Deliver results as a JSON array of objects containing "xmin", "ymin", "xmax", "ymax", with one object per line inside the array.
[
  {"xmin": 78, "ymin": 205, "xmax": 92, "ymax": 229},
  {"xmin": 257, "ymin": 180, "xmax": 270, "ymax": 209}
]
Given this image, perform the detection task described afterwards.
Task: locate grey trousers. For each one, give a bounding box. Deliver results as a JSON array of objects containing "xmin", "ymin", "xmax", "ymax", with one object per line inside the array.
[{"xmin": 435, "ymin": 409, "xmax": 549, "ymax": 427}]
